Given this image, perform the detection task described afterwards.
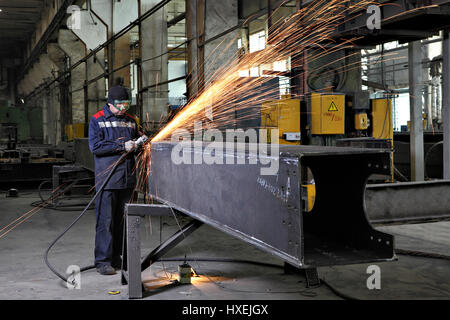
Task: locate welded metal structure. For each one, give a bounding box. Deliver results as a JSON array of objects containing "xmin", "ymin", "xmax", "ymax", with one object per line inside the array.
[
  {"xmin": 147, "ymin": 142, "xmax": 395, "ymax": 268},
  {"xmin": 366, "ymin": 180, "xmax": 450, "ymax": 224}
]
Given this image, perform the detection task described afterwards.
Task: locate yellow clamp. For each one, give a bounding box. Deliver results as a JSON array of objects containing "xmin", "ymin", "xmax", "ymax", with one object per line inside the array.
[{"xmin": 108, "ymin": 291, "xmax": 120, "ymax": 295}]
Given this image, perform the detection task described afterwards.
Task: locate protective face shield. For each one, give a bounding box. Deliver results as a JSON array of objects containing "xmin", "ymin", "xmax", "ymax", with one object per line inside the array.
[{"xmin": 113, "ymin": 99, "xmax": 131, "ymax": 112}]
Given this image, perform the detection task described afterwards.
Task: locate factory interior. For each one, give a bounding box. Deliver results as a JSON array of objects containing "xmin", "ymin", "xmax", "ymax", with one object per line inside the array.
[{"xmin": 0, "ymin": 0, "xmax": 449, "ymax": 304}]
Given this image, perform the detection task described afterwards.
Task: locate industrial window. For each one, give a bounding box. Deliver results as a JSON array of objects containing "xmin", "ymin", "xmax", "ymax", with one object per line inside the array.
[{"xmin": 249, "ymin": 30, "xmax": 266, "ymax": 53}]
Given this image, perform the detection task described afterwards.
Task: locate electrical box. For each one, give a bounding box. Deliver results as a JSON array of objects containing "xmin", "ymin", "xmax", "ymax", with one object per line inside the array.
[
  {"xmin": 261, "ymin": 98, "xmax": 301, "ymax": 145},
  {"xmin": 65, "ymin": 123, "xmax": 85, "ymax": 141},
  {"xmin": 355, "ymin": 112, "xmax": 368, "ymax": 130},
  {"xmin": 371, "ymin": 98, "xmax": 393, "ymax": 141},
  {"xmin": 310, "ymin": 93, "xmax": 345, "ymax": 135}
]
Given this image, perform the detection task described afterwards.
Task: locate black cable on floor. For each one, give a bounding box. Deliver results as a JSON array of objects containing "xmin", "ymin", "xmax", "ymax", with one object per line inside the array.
[{"xmin": 44, "ymin": 153, "xmax": 128, "ymax": 284}]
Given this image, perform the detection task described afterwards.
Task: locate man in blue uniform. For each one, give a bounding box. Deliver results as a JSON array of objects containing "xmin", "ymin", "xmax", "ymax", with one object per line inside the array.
[{"xmin": 89, "ymin": 85, "xmax": 140, "ymax": 275}]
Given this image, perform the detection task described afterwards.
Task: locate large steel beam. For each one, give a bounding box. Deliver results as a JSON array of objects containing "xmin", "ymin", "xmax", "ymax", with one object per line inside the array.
[
  {"xmin": 366, "ymin": 180, "xmax": 450, "ymax": 225},
  {"xmin": 148, "ymin": 142, "xmax": 395, "ymax": 268}
]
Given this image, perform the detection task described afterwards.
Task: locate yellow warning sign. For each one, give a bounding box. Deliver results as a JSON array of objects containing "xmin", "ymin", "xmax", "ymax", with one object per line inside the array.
[{"xmin": 328, "ymin": 101, "xmax": 338, "ymax": 112}]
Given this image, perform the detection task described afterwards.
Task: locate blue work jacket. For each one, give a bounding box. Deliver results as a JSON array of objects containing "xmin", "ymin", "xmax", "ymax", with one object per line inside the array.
[{"xmin": 88, "ymin": 104, "xmax": 139, "ymax": 190}]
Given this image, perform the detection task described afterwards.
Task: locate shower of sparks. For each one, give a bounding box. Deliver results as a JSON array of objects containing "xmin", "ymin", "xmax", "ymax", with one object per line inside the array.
[
  {"xmin": 126, "ymin": 0, "xmax": 430, "ymax": 197},
  {"xmin": 151, "ymin": 0, "xmax": 381, "ymax": 143},
  {"xmin": 0, "ymin": 0, "xmax": 431, "ymax": 237},
  {"xmin": 131, "ymin": 0, "xmax": 411, "ymax": 195},
  {"xmin": 131, "ymin": 0, "xmax": 435, "ymax": 197}
]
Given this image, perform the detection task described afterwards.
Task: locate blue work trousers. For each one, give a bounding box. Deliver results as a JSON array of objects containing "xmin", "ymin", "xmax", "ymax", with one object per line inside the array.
[{"xmin": 94, "ymin": 188, "xmax": 133, "ymax": 267}]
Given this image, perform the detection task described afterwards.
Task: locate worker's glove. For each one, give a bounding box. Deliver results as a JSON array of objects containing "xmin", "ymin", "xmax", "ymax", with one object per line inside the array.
[
  {"xmin": 135, "ymin": 135, "xmax": 149, "ymax": 148},
  {"xmin": 124, "ymin": 140, "xmax": 136, "ymax": 152}
]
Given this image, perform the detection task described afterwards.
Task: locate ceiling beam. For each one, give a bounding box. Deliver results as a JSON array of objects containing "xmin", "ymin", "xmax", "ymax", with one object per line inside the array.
[
  {"xmin": 0, "ymin": 25, "xmax": 34, "ymax": 30},
  {"xmin": 0, "ymin": 0, "xmax": 44, "ymax": 6},
  {"xmin": 0, "ymin": 11, "xmax": 41, "ymax": 17},
  {"xmin": 0, "ymin": 7, "xmax": 42, "ymax": 12},
  {"xmin": 0, "ymin": 33, "xmax": 31, "ymax": 38},
  {"xmin": 0, "ymin": 19, "xmax": 35, "ymax": 24}
]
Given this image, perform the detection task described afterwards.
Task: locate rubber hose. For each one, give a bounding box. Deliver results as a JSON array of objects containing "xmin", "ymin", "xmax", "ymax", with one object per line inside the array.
[{"xmin": 44, "ymin": 152, "xmax": 128, "ymax": 284}]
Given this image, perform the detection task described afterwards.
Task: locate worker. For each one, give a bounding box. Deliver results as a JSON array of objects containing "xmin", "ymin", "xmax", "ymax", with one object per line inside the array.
[{"xmin": 88, "ymin": 85, "xmax": 140, "ymax": 275}]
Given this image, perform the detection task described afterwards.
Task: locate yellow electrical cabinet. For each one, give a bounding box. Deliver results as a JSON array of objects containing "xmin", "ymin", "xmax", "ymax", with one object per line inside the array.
[
  {"xmin": 371, "ymin": 98, "xmax": 393, "ymax": 141},
  {"xmin": 261, "ymin": 98, "xmax": 301, "ymax": 145},
  {"xmin": 310, "ymin": 93, "xmax": 345, "ymax": 135}
]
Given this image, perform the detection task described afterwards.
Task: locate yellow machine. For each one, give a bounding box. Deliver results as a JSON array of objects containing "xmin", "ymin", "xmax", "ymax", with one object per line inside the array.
[
  {"xmin": 310, "ymin": 92, "xmax": 345, "ymax": 135},
  {"xmin": 371, "ymin": 98, "xmax": 393, "ymax": 141},
  {"xmin": 407, "ymin": 114, "xmax": 427, "ymax": 131},
  {"xmin": 65, "ymin": 123, "xmax": 85, "ymax": 141},
  {"xmin": 261, "ymin": 97, "xmax": 301, "ymax": 145},
  {"xmin": 259, "ymin": 95, "xmax": 395, "ymax": 210},
  {"xmin": 370, "ymin": 98, "xmax": 394, "ymax": 181}
]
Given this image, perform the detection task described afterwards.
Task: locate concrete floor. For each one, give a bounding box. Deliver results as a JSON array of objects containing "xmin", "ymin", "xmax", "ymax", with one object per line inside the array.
[{"xmin": 0, "ymin": 191, "xmax": 449, "ymax": 300}]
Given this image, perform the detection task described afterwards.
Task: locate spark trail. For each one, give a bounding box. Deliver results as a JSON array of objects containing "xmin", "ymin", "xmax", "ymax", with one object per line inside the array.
[{"xmin": 150, "ymin": 0, "xmax": 381, "ymax": 142}]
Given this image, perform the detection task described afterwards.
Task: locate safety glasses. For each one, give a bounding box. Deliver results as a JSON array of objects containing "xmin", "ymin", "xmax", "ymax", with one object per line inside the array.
[{"xmin": 113, "ymin": 100, "xmax": 132, "ymax": 111}]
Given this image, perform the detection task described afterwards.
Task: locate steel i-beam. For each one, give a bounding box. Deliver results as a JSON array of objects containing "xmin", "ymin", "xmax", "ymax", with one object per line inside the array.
[{"xmin": 147, "ymin": 142, "xmax": 395, "ymax": 268}]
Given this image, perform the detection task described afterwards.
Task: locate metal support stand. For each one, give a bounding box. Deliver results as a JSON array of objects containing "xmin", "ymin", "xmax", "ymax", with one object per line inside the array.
[
  {"xmin": 283, "ymin": 262, "xmax": 320, "ymax": 288},
  {"xmin": 52, "ymin": 165, "xmax": 92, "ymax": 191},
  {"xmin": 304, "ymin": 268, "xmax": 320, "ymax": 288},
  {"xmin": 122, "ymin": 203, "xmax": 203, "ymax": 299}
]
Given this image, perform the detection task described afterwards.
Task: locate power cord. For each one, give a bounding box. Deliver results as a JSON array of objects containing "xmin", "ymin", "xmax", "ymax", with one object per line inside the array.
[
  {"xmin": 44, "ymin": 152, "xmax": 128, "ymax": 284},
  {"xmin": 44, "ymin": 134, "xmax": 149, "ymax": 284}
]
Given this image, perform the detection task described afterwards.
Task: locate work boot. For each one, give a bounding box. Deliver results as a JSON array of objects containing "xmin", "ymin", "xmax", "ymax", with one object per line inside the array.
[{"xmin": 96, "ymin": 265, "xmax": 116, "ymax": 275}]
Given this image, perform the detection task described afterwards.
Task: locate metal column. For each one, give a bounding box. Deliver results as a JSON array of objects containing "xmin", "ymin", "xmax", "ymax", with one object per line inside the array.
[
  {"xmin": 408, "ymin": 41, "xmax": 425, "ymax": 181},
  {"xmin": 443, "ymin": 30, "xmax": 450, "ymax": 179}
]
